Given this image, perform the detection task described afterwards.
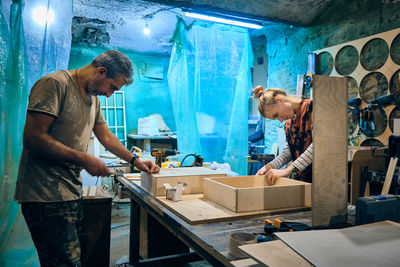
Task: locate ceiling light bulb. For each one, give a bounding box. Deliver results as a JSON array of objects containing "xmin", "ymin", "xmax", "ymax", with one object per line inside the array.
[
  {"xmin": 143, "ymin": 22, "xmax": 150, "ymax": 35},
  {"xmin": 32, "ymin": 6, "xmax": 55, "ymax": 26},
  {"xmin": 143, "ymin": 27, "xmax": 151, "ymax": 35}
]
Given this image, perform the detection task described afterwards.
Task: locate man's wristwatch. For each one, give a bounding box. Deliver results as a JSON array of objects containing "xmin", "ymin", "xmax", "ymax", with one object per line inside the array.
[{"xmin": 130, "ymin": 154, "xmax": 138, "ymax": 165}]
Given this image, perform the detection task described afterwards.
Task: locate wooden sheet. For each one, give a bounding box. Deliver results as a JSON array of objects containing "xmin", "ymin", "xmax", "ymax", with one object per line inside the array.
[
  {"xmin": 313, "ymin": 75, "xmax": 348, "ymax": 226},
  {"xmin": 141, "ymin": 167, "xmax": 226, "ymax": 196},
  {"xmin": 238, "ymin": 240, "xmax": 311, "ymax": 267},
  {"xmin": 230, "ymin": 258, "xmax": 263, "ymax": 267},
  {"xmin": 203, "ymin": 176, "xmax": 311, "ymax": 212},
  {"xmin": 276, "ymin": 221, "xmax": 400, "ymax": 267},
  {"xmin": 156, "ymin": 194, "xmax": 310, "ymax": 225}
]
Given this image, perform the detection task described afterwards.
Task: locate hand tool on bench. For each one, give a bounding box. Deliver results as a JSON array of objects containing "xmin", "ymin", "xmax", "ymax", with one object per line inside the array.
[{"xmin": 264, "ymin": 219, "xmax": 310, "ymax": 234}]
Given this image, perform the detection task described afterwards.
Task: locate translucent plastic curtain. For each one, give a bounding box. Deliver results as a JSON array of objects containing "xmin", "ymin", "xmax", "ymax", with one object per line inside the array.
[
  {"xmin": 167, "ymin": 20, "xmax": 202, "ymax": 160},
  {"xmin": 0, "ymin": 1, "xmax": 72, "ymax": 265},
  {"xmin": 0, "ymin": 1, "xmax": 35, "ymax": 265},
  {"xmin": 23, "ymin": 0, "xmax": 73, "ymax": 89},
  {"xmin": 168, "ymin": 19, "xmax": 253, "ymax": 174}
]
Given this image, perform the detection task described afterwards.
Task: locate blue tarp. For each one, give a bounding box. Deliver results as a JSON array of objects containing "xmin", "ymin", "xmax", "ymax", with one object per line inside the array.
[
  {"xmin": 0, "ymin": 1, "xmax": 72, "ymax": 265},
  {"xmin": 168, "ymin": 19, "xmax": 253, "ymax": 175}
]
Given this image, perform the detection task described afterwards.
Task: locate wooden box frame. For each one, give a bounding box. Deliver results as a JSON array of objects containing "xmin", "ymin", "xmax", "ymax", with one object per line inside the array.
[
  {"xmin": 141, "ymin": 167, "xmax": 226, "ymax": 196},
  {"xmin": 203, "ymin": 176, "xmax": 311, "ymax": 212}
]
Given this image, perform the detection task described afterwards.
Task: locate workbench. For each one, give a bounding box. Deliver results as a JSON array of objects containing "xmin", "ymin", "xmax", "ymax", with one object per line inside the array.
[{"xmin": 117, "ymin": 175, "xmax": 311, "ymax": 266}]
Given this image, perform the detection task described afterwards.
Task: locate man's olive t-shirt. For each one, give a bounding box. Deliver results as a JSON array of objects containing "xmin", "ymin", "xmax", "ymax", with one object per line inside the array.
[{"xmin": 14, "ymin": 70, "xmax": 106, "ymax": 202}]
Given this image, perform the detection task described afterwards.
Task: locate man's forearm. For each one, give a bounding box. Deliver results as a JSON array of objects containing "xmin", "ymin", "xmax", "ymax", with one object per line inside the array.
[{"xmin": 24, "ymin": 132, "xmax": 88, "ymax": 165}]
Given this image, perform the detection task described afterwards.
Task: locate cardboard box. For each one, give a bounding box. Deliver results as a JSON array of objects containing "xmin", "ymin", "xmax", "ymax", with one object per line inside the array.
[
  {"xmin": 203, "ymin": 176, "xmax": 311, "ymax": 212},
  {"xmin": 140, "ymin": 167, "xmax": 226, "ymax": 196}
]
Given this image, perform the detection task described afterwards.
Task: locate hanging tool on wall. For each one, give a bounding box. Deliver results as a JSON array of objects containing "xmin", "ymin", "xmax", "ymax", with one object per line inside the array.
[
  {"xmin": 303, "ymin": 73, "xmax": 314, "ymax": 90},
  {"xmin": 370, "ymin": 94, "xmax": 400, "ymax": 107},
  {"xmin": 360, "ymin": 105, "xmax": 377, "ymax": 134},
  {"xmin": 348, "ymin": 97, "xmax": 362, "ymax": 123}
]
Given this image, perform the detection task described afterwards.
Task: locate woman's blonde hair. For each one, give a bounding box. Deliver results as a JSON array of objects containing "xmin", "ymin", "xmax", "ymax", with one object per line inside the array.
[{"xmin": 255, "ymin": 88, "xmax": 287, "ymax": 117}]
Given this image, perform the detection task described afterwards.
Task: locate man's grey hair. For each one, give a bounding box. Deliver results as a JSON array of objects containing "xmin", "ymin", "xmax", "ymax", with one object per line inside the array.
[{"xmin": 91, "ymin": 50, "xmax": 133, "ymax": 85}]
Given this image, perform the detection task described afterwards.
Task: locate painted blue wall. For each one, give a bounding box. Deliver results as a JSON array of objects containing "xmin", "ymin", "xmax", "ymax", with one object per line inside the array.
[
  {"xmin": 68, "ymin": 46, "xmax": 175, "ymax": 136},
  {"xmin": 259, "ymin": 0, "xmax": 400, "ymax": 152}
]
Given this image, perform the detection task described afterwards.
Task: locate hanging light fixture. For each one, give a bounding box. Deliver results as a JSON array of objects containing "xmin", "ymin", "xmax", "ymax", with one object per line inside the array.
[
  {"xmin": 182, "ymin": 10, "xmax": 263, "ymax": 29},
  {"xmin": 32, "ymin": 6, "xmax": 55, "ymax": 26},
  {"xmin": 143, "ymin": 21, "xmax": 151, "ymax": 35}
]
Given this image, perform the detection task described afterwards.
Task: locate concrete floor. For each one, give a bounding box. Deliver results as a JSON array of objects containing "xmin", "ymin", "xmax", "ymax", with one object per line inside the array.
[
  {"xmin": 109, "ymin": 198, "xmax": 212, "ymax": 267},
  {"xmin": 110, "ymin": 199, "xmax": 131, "ymax": 266}
]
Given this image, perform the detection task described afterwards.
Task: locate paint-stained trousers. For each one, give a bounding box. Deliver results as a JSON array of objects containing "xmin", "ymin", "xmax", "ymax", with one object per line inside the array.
[{"xmin": 21, "ymin": 199, "xmax": 86, "ymax": 267}]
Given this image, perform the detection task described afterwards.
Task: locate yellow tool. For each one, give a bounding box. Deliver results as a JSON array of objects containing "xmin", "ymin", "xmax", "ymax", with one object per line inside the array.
[{"xmin": 151, "ymin": 148, "xmax": 180, "ymax": 167}]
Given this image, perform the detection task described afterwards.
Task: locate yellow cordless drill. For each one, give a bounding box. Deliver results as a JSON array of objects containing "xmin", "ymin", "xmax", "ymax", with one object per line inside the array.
[{"xmin": 151, "ymin": 148, "xmax": 179, "ymax": 167}]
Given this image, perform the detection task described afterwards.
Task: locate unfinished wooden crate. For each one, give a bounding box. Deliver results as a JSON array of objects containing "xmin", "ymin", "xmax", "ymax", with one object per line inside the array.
[
  {"xmin": 203, "ymin": 176, "xmax": 311, "ymax": 212},
  {"xmin": 140, "ymin": 167, "xmax": 226, "ymax": 196}
]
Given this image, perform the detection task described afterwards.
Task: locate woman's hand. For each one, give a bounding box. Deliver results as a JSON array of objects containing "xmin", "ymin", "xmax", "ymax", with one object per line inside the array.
[
  {"xmin": 256, "ymin": 164, "xmax": 272, "ymax": 175},
  {"xmin": 264, "ymin": 168, "xmax": 292, "ymax": 185}
]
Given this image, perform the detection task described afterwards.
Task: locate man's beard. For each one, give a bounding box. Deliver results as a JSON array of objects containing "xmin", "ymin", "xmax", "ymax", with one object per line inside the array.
[{"xmin": 87, "ymin": 79, "xmax": 102, "ymax": 96}]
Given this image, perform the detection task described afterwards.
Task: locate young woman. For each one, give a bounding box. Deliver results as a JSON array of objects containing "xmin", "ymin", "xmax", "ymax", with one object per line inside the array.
[{"xmin": 253, "ymin": 86, "xmax": 313, "ymax": 184}]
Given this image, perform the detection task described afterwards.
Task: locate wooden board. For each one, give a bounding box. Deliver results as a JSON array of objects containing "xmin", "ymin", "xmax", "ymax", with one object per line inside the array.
[
  {"xmin": 276, "ymin": 221, "xmax": 400, "ymax": 267},
  {"xmin": 230, "ymin": 258, "xmax": 263, "ymax": 267},
  {"xmin": 156, "ymin": 193, "xmax": 310, "ymax": 225},
  {"xmin": 313, "ymin": 75, "xmax": 348, "ymax": 226},
  {"xmin": 203, "ymin": 176, "xmax": 311, "ymax": 212},
  {"xmin": 238, "ymin": 240, "xmax": 311, "ymax": 267},
  {"xmin": 141, "ymin": 167, "xmax": 226, "ymax": 196},
  {"xmin": 123, "ymin": 173, "xmax": 141, "ymax": 180}
]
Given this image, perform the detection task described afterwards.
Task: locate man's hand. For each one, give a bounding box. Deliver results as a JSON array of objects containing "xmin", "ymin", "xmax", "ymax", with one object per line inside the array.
[
  {"xmin": 83, "ymin": 154, "xmax": 111, "ymax": 176},
  {"xmin": 264, "ymin": 168, "xmax": 291, "ymax": 185},
  {"xmin": 134, "ymin": 159, "xmax": 160, "ymax": 174},
  {"xmin": 256, "ymin": 164, "xmax": 272, "ymax": 175}
]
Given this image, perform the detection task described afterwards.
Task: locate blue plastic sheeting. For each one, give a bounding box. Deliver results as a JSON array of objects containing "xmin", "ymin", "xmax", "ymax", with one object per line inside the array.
[
  {"xmin": 23, "ymin": 0, "xmax": 73, "ymax": 89},
  {"xmin": 168, "ymin": 19, "xmax": 253, "ymax": 175},
  {"xmin": 0, "ymin": 1, "xmax": 72, "ymax": 266}
]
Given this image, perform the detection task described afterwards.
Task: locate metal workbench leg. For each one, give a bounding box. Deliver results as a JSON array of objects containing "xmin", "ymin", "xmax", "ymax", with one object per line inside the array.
[{"xmin": 130, "ymin": 199, "xmax": 140, "ymax": 266}]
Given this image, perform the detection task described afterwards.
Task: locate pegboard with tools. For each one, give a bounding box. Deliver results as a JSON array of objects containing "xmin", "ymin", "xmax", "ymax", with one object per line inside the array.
[{"xmin": 313, "ymin": 28, "xmax": 400, "ymax": 147}]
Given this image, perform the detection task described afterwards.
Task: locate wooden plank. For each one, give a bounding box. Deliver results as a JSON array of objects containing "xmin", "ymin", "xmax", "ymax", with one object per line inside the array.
[
  {"xmin": 123, "ymin": 173, "xmax": 141, "ymax": 181},
  {"xmin": 203, "ymin": 177, "xmax": 237, "ymax": 212},
  {"xmin": 239, "ymin": 240, "xmax": 312, "ymax": 267},
  {"xmin": 312, "ymin": 75, "xmax": 348, "ymax": 226},
  {"xmin": 88, "ymin": 186, "xmax": 97, "ymax": 198},
  {"xmin": 141, "ymin": 167, "xmax": 226, "ymax": 196},
  {"xmin": 230, "ymin": 258, "xmax": 263, "ymax": 267},
  {"xmin": 82, "ymin": 186, "xmax": 89, "ymax": 197},
  {"xmin": 156, "ymin": 194, "xmax": 310, "ymax": 225},
  {"xmin": 381, "ymin": 157, "xmax": 398, "ymax": 195},
  {"xmin": 203, "ymin": 176, "xmax": 311, "ymax": 212},
  {"xmin": 276, "ymin": 221, "xmax": 400, "ymax": 267}
]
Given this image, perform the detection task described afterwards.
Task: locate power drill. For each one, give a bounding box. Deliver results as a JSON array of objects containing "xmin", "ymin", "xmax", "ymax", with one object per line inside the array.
[{"xmin": 151, "ymin": 148, "xmax": 179, "ymax": 167}]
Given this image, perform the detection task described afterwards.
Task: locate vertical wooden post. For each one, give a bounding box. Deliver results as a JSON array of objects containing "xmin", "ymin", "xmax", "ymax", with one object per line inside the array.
[{"xmin": 312, "ymin": 75, "xmax": 348, "ymax": 226}]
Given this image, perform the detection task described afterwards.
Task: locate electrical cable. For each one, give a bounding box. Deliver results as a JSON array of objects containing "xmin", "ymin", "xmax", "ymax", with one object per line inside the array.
[{"xmin": 180, "ymin": 153, "xmax": 197, "ymax": 166}]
